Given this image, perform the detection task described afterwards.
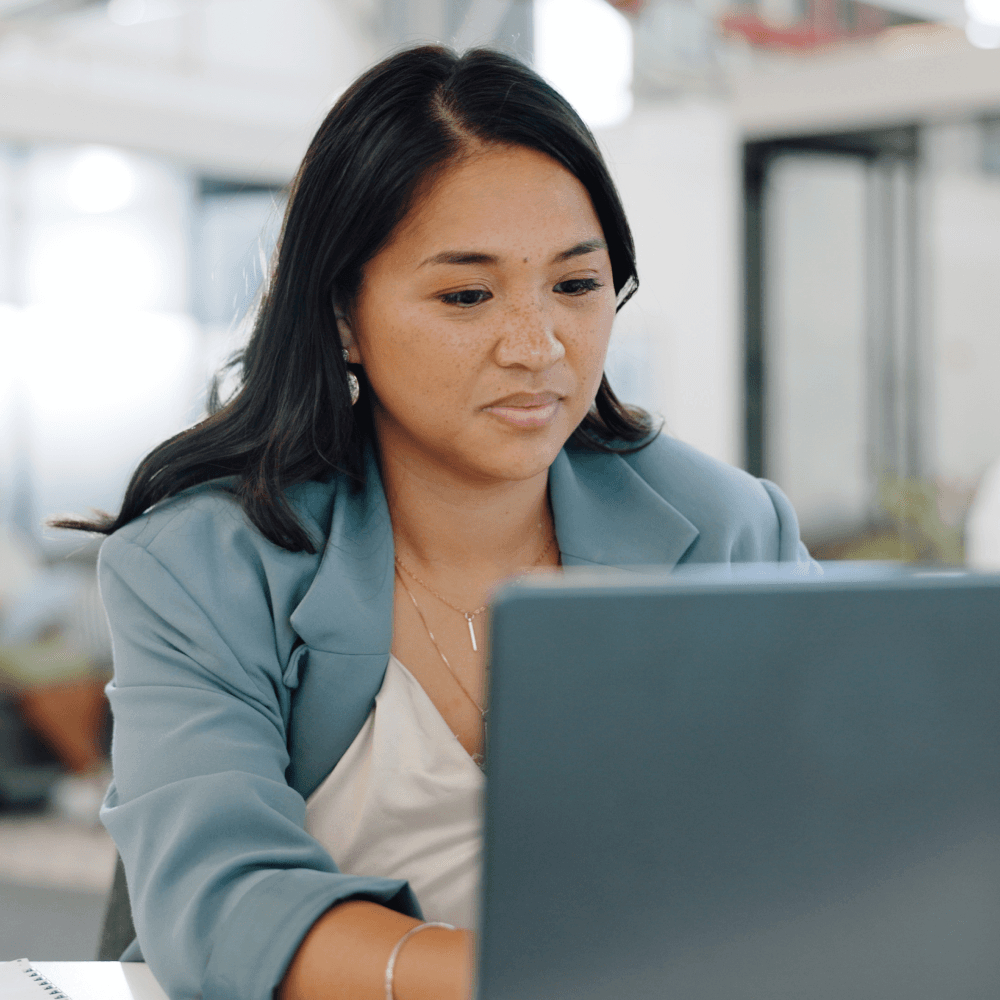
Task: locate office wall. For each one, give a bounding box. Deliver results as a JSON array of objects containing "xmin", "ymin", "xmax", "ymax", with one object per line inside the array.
[
  {"xmin": 925, "ymin": 121, "xmax": 1000, "ymax": 489},
  {"xmin": 597, "ymin": 100, "xmax": 742, "ymax": 468},
  {"xmin": 752, "ymin": 119, "xmax": 1000, "ymax": 553},
  {"xmin": 0, "ymin": 146, "xmax": 202, "ymax": 543},
  {"xmin": 764, "ymin": 154, "xmax": 870, "ymax": 541},
  {"xmin": 0, "ymin": 0, "xmax": 375, "ymax": 182}
]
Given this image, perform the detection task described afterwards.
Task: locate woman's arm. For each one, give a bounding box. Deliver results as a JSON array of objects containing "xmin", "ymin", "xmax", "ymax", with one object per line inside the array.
[
  {"xmin": 98, "ymin": 502, "xmax": 422, "ymax": 1000},
  {"xmin": 279, "ymin": 900, "xmax": 474, "ymax": 1000}
]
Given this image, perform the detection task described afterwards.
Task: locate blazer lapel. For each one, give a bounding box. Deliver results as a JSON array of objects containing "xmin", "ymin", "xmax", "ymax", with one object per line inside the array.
[
  {"xmin": 289, "ymin": 444, "xmax": 699, "ymax": 654},
  {"xmin": 549, "ymin": 447, "xmax": 700, "ymax": 569},
  {"xmin": 286, "ymin": 448, "xmax": 396, "ymax": 797},
  {"xmin": 284, "ymin": 443, "xmax": 700, "ymax": 796}
]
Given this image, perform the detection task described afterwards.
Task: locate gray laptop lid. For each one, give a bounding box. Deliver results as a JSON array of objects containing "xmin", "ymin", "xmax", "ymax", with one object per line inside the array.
[{"xmin": 479, "ymin": 566, "xmax": 1000, "ymax": 1000}]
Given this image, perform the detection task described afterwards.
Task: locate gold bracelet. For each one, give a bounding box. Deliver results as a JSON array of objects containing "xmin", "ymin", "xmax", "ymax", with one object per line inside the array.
[{"xmin": 384, "ymin": 921, "xmax": 456, "ymax": 1000}]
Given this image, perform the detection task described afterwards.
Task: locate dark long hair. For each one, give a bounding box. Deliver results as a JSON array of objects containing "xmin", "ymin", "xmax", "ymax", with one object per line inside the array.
[{"xmin": 55, "ymin": 45, "xmax": 653, "ymax": 553}]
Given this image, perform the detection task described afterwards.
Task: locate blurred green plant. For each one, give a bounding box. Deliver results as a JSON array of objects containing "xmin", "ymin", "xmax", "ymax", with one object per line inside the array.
[{"xmin": 810, "ymin": 475, "xmax": 965, "ymax": 564}]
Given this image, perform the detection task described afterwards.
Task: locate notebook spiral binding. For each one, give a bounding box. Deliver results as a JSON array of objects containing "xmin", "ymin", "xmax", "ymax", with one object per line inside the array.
[{"xmin": 24, "ymin": 966, "xmax": 71, "ymax": 999}]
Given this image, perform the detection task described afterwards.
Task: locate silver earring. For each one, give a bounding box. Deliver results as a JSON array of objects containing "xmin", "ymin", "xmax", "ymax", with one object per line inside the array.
[{"xmin": 343, "ymin": 349, "xmax": 360, "ymax": 405}]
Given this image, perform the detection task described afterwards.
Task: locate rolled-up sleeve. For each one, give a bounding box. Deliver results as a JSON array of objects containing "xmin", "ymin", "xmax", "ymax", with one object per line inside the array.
[{"xmin": 99, "ymin": 525, "xmax": 418, "ymax": 1000}]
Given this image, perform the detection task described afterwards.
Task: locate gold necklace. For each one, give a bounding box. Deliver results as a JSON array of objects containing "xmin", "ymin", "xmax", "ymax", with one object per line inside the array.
[
  {"xmin": 395, "ymin": 566, "xmax": 486, "ymax": 720},
  {"xmin": 394, "ymin": 530, "xmax": 556, "ymax": 652},
  {"xmin": 394, "ymin": 557, "xmax": 489, "ymax": 651}
]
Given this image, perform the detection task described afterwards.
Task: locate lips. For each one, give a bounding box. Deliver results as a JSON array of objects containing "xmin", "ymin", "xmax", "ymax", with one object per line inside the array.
[{"xmin": 482, "ymin": 391, "xmax": 563, "ymax": 429}]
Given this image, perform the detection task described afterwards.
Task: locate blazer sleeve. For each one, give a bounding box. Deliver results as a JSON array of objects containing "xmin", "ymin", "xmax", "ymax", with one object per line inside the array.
[
  {"xmin": 759, "ymin": 478, "xmax": 814, "ymax": 564},
  {"xmin": 98, "ymin": 527, "xmax": 419, "ymax": 1000}
]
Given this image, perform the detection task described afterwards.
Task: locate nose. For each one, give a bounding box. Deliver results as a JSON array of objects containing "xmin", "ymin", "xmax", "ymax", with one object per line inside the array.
[{"xmin": 493, "ymin": 295, "xmax": 566, "ymax": 372}]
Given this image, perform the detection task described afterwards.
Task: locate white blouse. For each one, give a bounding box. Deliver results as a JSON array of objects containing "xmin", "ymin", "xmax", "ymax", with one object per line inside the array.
[{"xmin": 304, "ymin": 654, "xmax": 485, "ymax": 929}]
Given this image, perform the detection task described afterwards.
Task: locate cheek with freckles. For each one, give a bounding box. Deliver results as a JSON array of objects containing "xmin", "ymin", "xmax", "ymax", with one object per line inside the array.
[
  {"xmin": 356, "ymin": 306, "xmax": 490, "ymax": 438},
  {"xmin": 567, "ymin": 314, "xmax": 615, "ymax": 401}
]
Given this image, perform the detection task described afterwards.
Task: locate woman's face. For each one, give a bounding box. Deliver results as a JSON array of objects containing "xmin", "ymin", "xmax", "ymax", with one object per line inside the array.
[{"xmin": 343, "ymin": 143, "xmax": 617, "ymax": 486}]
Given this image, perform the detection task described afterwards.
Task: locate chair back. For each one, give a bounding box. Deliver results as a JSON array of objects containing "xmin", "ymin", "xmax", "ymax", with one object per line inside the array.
[{"xmin": 98, "ymin": 853, "xmax": 136, "ymax": 960}]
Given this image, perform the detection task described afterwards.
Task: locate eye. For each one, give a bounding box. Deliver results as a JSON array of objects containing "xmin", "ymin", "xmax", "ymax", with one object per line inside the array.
[
  {"xmin": 440, "ymin": 289, "xmax": 492, "ymax": 307},
  {"xmin": 555, "ymin": 277, "xmax": 603, "ymax": 296}
]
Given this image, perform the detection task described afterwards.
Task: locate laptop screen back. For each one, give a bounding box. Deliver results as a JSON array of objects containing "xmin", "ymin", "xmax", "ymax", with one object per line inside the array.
[{"xmin": 479, "ymin": 568, "xmax": 1000, "ymax": 1000}]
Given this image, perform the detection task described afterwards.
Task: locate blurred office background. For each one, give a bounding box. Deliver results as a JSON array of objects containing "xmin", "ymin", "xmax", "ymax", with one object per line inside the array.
[{"xmin": 1, "ymin": 0, "xmax": 999, "ymax": 958}]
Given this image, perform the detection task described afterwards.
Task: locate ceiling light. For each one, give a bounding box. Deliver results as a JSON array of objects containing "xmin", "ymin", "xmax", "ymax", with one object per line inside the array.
[
  {"xmin": 966, "ymin": 0, "xmax": 1000, "ymax": 26},
  {"xmin": 66, "ymin": 147, "xmax": 137, "ymax": 214},
  {"xmin": 535, "ymin": 0, "xmax": 634, "ymax": 130},
  {"xmin": 966, "ymin": 18, "xmax": 1000, "ymax": 44}
]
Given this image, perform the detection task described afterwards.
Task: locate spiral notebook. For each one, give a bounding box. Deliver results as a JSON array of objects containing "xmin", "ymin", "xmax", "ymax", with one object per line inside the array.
[{"xmin": 0, "ymin": 960, "xmax": 73, "ymax": 999}]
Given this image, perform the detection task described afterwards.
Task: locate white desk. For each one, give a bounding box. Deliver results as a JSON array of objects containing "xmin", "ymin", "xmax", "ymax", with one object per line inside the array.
[{"xmin": 30, "ymin": 963, "xmax": 168, "ymax": 1000}]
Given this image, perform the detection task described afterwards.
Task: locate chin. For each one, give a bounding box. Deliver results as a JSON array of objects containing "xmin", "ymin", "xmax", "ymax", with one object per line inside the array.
[{"xmin": 463, "ymin": 430, "xmax": 569, "ymax": 484}]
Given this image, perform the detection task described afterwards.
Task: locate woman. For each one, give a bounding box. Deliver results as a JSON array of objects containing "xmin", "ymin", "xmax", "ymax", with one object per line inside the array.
[{"xmin": 61, "ymin": 46, "xmax": 810, "ymax": 1000}]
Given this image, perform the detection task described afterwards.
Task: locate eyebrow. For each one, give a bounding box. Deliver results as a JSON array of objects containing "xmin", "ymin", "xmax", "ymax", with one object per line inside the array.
[
  {"xmin": 418, "ymin": 238, "xmax": 608, "ymax": 269},
  {"xmin": 553, "ymin": 238, "xmax": 607, "ymax": 262}
]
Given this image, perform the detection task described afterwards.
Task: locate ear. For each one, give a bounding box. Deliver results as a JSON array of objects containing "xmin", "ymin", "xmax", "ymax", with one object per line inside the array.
[{"xmin": 334, "ymin": 303, "xmax": 358, "ymax": 363}]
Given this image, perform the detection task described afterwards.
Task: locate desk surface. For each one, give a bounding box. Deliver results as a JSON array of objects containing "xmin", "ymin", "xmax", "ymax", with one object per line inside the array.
[{"xmin": 31, "ymin": 963, "xmax": 168, "ymax": 1000}]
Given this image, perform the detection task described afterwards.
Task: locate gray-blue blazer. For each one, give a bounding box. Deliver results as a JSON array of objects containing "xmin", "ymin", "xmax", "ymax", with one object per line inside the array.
[{"xmin": 98, "ymin": 433, "xmax": 810, "ymax": 1000}]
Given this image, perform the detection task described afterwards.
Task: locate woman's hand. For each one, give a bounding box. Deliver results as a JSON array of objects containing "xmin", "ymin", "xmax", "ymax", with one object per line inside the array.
[{"xmin": 278, "ymin": 899, "xmax": 474, "ymax": 1000}]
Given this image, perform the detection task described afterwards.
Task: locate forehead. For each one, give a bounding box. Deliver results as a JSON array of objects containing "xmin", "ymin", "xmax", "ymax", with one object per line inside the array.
[{"xmin": 388, "ymin": 144, "xmax": 606, "ymax": 263}]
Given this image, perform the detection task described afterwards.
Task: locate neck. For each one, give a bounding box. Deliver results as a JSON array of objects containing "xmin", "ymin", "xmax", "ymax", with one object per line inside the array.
[{"xmin": 379, "ymin": 444, "xmax": 554, "ymax": 579}]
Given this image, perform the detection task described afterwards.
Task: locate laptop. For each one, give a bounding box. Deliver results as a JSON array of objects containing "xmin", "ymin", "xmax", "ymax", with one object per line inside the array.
[{"xmin": 479, "ymin": 565, "xmax": 1000, "ymax": 1000}]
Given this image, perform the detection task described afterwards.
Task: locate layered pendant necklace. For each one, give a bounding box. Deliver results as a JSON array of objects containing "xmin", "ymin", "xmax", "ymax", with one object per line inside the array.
[
  {"xmin": 394, "ymin": 560, "xmax": 489, "ymax": 652},
  {"xmin": 393, "ymin": 529, "xmax": 557, "ymax": 767},
  {"xmin": 394, "ymin": 567, "xmax": 485, "ymax": 712},
  {"xmin": 394, "ymin": 530, "xmax": 556, "ymax": 652},
  {"xmin": 395, "ymin": 567, "xmax": 489, "ymax": 766}
]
